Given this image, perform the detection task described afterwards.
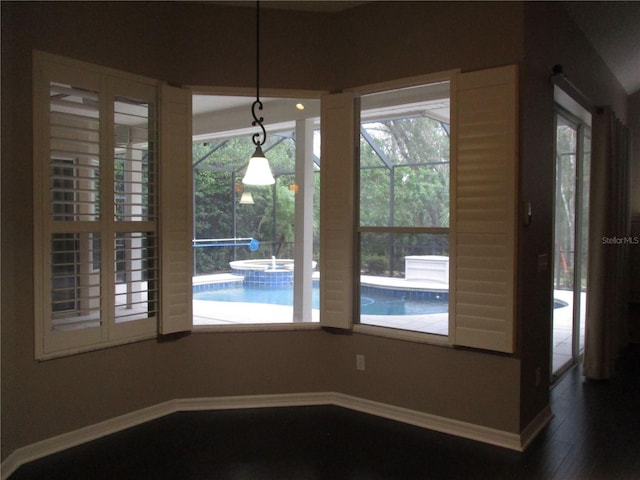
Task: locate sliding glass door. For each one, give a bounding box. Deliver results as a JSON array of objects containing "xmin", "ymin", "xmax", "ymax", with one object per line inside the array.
[{"xmin": 552, "ymin": 109, "xmax": 591, "ymax": 379}]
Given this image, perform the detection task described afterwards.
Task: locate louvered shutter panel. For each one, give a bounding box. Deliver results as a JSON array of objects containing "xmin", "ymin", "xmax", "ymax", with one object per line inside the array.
[
  {"xmin": 40, "ymin": 66, "xmax": 105, "ymax": 354},
  {"xmin": 159, "ymin": 84, "xmax": 193, "ymax": 334},
  {"xmin": 110, "ymin": 78, "xmax": 160, "ymax": 340},
  {"xmin": 35, "ymin": 53, "xmax": 163, "ymax": 357},
  {"xmin": 320, "ymin": 92, "xmax": 356, "ymax": 329},
  {"xmin": 451, "ymin": 65, "xmax": 518, "ymax": 353}
]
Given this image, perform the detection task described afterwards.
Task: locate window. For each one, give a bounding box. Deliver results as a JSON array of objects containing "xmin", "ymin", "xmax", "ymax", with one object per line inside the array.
[
  {"xmin": 191, "ymin": 95, "xmax": 320, "ymax": 326},
  {"xmin": 33, "ymin": 52, "xmax": 192, "ymax": 358},
  {"xmin": 358, "ymin": 82, "xmax": 451, "ymax": 336},
  {"xmin": 320, "ymin": 66, "xmax": 518, "ymax": 353}
]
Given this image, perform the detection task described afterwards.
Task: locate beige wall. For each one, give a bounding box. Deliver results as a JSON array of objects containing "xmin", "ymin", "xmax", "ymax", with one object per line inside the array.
[
  {"xmin": 327, "ymin": 1, "xmax": 524, "ymax": 89},
  {"xmin": 1, "ymin": 0, "xmax": 629, "ymax": 461}
]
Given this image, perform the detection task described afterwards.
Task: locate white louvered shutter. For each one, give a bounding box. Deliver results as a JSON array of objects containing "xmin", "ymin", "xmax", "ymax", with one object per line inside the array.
[
  {"xmin": 38, "ymin": 63, "xmax": 105, "ymax": 355},
  {"xmin": 320, "ymin": 92, "xmax": 357, "ymax": 329},
  {"xmin": 451, "ymin": 65, "xmax": 518, "ymax": 353},
  {"xmin": 34, "ymin": 52, "xmax": 162, "ymax": 357},
  {"xmin": 109, "ymin": 77, "xmax": 160, "ymax": 342},
  {"xmin": 159, "ymin": 84, "xmax": 193, "ymax": 334}
]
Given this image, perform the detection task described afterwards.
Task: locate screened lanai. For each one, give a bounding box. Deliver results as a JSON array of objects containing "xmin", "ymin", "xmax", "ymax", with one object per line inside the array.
[
  {"xmin": 191, "ymin": 95, "xmax": 321, "ymax": 277},
  {"xmin": 190, "ymin": 87, "xmax": 458, "ymax": 332},
  {"xmin": 191, "ymin": 90, "xmax": 451, "ymax": 277}
]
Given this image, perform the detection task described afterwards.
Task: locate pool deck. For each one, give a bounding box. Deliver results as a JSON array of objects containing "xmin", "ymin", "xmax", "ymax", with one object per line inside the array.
[
  {"xmin": 360, "ymin": 275, "xmax": 448, "ymax": 292},
  {"xmin": 192, "ymin": 274, "xmax": 581, "ymax": 364},
  {"xmin": 193, "ymin": 273, "xmax": 245, "ymax": 286},
  {"xmin": 193, "ymin": 300, "xmax": 319, "ymax": 325},
  {"xmin": 193, "ymin": 273, "xmax": 447, "ymax": 327}
]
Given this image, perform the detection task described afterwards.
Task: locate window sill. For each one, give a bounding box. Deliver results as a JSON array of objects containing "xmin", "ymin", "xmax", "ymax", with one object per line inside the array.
[
  {"xmin": 354, "ymin": 323, "xmax": 450, "ymax": 346},
  {"xmin": 37, "ymin": 332, "xmax": 157, "ymax": 361},
  {"xmin": 193, "ymin": 322, "xmax": 321, "ymax": 334}
]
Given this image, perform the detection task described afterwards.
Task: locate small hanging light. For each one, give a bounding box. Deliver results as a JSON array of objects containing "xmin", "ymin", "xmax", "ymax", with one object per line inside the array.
[
  {"xmin": 242, "ymin": 0, "xmax": 275, "ymax": 186},
  {"xmin": 239, "ymin": 191, "xmax": 255, "ymax": 205}
]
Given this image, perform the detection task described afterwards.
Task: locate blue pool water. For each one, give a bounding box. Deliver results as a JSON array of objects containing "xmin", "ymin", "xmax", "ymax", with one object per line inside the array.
[{"xmin": 193, "ymin": 286, "xmax": 448, "ymax": 316}]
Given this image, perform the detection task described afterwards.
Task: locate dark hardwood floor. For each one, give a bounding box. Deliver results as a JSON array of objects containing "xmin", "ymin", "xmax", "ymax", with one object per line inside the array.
[{"xmin": 10, "ymin": 346, "xmax": 640, "ymax": 479}]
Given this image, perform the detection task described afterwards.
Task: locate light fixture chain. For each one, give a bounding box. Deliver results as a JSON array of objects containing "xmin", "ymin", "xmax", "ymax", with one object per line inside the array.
[
  {"xmin": 256, "ymin": 0, "xmax": 260, "ymax": 100},
  {"xmin": 243, "ymin": 0, "xmax": 274, "ymax": 185},
  {"xmin": 251, "ymin": 99, "xmax": 266, "ymax": 146},
  {"xmin": 251, "ymin": 0, "xmax": 266, "ymax": 147}
]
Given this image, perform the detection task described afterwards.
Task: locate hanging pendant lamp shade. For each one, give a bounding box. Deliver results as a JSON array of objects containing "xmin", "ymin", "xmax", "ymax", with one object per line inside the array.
[
  {"xmin": 242, "ymin": 0, "xmax": 275, "ymax": 186},
  {"xmin": 242, "ymin": 145, "xmax": 275, "ymax": 185},
  {"xmin": 239, "ymin": 191, "xmax": 255, "ymax": 204}
]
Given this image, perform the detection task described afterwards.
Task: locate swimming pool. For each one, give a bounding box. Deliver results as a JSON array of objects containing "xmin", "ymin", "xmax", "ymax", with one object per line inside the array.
[{"xmin": 193, "ymin": 286, "xmax": 448, "ymax": 316}]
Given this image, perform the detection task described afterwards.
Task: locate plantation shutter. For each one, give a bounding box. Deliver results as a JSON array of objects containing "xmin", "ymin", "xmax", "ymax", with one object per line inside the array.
[
  {"xmin": 320, "ymin": 92, "xmax": 357, "ymax": 329},
  {"xmin": 35, "ymin": 61, "xmax": 105, "ymax": 356},
  {"xmin": 109, "ymin": 77, "xmax": 160, "ymax": 341},
  {"xmin": 159, "ymin": 84, "xmax": 193, "ymax": 334},
  {"xmin": 451, "ymin": 65, "xmax": 518, "ymax": 353},
  {"xmin": 34, "ymin": 51, "xmax": 163, "ymax": 358}
]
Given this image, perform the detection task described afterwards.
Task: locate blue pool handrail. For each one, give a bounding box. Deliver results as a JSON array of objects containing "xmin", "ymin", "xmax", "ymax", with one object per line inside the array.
[{"xmin": 192, "ymin": 237, "xmax": 260, "ymax": 252}]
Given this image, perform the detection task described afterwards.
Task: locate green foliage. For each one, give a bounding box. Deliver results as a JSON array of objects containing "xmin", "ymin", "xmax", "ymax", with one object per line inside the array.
[
  {"xmin": 359, "ymin": 116, "xmax": 450, "ymax": 275},
  {"xmin": 193, "ymin": 137, "xmax": 303, "ymax": 273},
  {"xmin": 553, "ymin": 122, "xmax": 589, "ymax": 290},
  {"xmin": 362, "ymin": 254, "xmax": 388, "ymax": 274},
  {"xmin": 192, "ymin": 115, "xmax": 450, "ymax": 276},
  {"xmin": 360, "ymin": 117, "xmax": 450, "ymax": 228},
  {"xmin": 360, "ymin": 232, "xmax": 449, "ymax": 278}
]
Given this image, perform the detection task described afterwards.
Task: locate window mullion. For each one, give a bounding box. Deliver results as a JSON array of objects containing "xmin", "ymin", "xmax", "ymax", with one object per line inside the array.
[
  {"xmin": 293, "ymin": 118, "xmax": 315, "ymax": 322},
  {"xmin": 359, "ymin": 226, "xmax": 449, "ymax": 235},
  {"xmin": 102, "ymin": 79, "xmax": 116, "ymax": 341}
]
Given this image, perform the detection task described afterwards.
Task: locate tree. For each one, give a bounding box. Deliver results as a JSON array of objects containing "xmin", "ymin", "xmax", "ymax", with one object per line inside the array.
[
  {"xmin": 359, "ymin": 116, "xmax": 450, "ymax": 275},
  {"xmin": 192, "ymin": 135, "xmax": 300, "ymax": 272},
  {"xmin": 192, "ymin": 116, "xmax": 450, "ymax": 276}
]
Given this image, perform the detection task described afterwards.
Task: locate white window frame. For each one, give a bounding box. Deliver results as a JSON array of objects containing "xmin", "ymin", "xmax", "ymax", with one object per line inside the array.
[
  {"xmin": 189, "ymin": 90, "xmax": 323, "ymax": 330},
  {"xmin": 318, "ymin": 71, "xmax": 456, "ymax": 344},
  {"xmin": 355, "ymin": 74, "xmax": 453, "ymax": 341}
]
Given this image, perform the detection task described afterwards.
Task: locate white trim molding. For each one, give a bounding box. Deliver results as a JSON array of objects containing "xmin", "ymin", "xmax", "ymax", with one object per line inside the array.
[
  {"xmin": 334, "ymin": 393, "xmax": 523, "ymax": 451},
  {"xmin": 1, "ymin": 393, "xmax": 552, "ymax": 479},
  {"xmin": 519, "ymin": 405, "xmax": 554, "ymax": 451}
]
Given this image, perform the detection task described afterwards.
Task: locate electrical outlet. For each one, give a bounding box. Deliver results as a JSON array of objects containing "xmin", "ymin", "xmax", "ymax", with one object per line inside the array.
[{"xmin": 356, "ymin": 354, "xmax": 365, "ymax": 371}]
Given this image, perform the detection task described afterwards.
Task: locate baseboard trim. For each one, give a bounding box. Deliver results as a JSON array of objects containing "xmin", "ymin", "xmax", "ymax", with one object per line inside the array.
[
  {"xmin": 519, "ymin": 404, "xmax": 554, "ymax": 450},
  {"xmin": 1, "ymin": 399, "xmax": 179, "ymax": 480},
  {"xmin": 1, "ymin": 392, "xmax": 547, "ymax": 479},
  {"xmin": 174, "ymin": 392, "xmax": 333, "ymax": 412},
  {"xmin": 332, "ymin": 393, "xmax": 524, "ymax": 451}
]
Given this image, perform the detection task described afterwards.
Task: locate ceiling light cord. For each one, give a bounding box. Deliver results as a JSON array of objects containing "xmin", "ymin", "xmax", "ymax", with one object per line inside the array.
[
  {"xmin": 243, "ymin": 0, "xmax": 274, "ymax": 186},
  {"xmin": 251, "ymin": 0, "xmax": 266, "ymax": 147}
]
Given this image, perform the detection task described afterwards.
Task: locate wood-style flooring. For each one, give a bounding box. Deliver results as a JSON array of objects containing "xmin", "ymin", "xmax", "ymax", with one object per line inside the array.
[{"xmin": 9, "ymin": 346, "xmax": 640, "ymax": 479}]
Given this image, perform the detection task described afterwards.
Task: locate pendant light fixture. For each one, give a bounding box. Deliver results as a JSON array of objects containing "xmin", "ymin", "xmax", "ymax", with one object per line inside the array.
[
  {"xmin": 242, "ymin": 0, "xmax": 275, "ymax": 186},
  {"xmin": 239, "ymin": 191, "xmax": 255, "ymax": 205}
]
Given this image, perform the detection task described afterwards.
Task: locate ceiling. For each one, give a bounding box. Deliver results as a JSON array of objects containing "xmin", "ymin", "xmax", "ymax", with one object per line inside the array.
[{"xmin": 564, "ymin": 1, "xmax": 640, "ymax": 95}]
